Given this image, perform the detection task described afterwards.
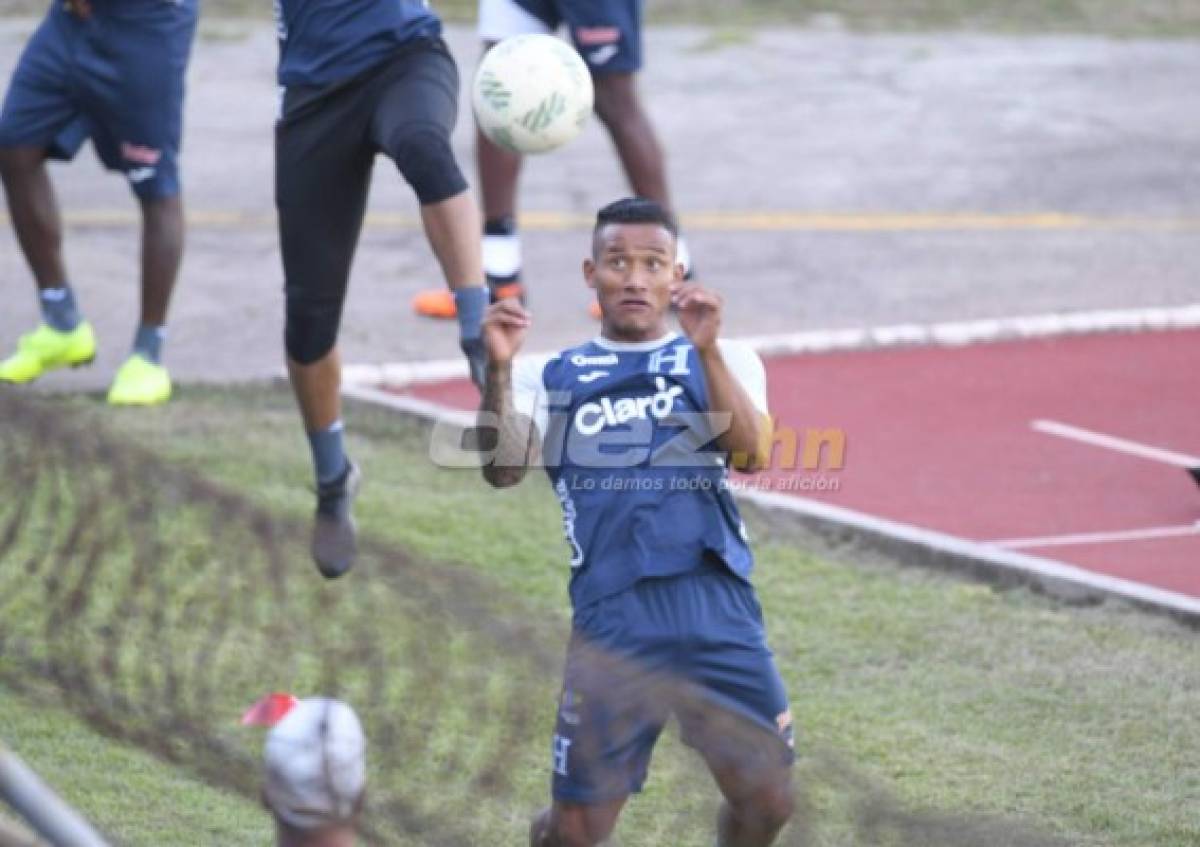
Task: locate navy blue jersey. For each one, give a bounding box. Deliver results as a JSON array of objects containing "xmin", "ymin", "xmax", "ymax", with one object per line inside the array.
[
  {"xmin": 274, "ymin": 0, "xmax": 442, "ymax": 87},
  {"xmin": 513, "ymin": 333, "xmax": 769, "ymax": 610}
]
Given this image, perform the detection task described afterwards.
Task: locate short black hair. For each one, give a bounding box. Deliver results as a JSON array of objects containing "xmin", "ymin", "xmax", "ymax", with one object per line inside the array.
[{"xmin": 593, "ymin": 197, "xmax": 678, "ymax": 240}]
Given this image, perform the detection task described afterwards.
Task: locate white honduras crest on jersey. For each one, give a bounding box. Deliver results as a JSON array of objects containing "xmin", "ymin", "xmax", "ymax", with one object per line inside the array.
[{"xmin": 648, "ymin": 344, "xmax": 690, "ymax": 376}]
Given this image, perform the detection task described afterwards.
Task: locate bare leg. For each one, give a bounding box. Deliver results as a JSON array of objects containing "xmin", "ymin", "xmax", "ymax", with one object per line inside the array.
[
  {"xmin": 708, "ymin": 760, "xmax": 795, "ymax": 847},
  {"xmin": 420, "ymin": 189, "xmax": 483, "ymax": 291},
  {"xmin": 137, "ymin": 193, "xmax": 184, "ymax": 326},
  {"xmin": 287, "ymin": 349, "xmax": 342, "ymax": 433},
  {"xmin": 529, "ymin": 798, "xmax": 627, "ymax": 847},
  {"xmin": 592, "ymin": 73, "xmax": 671, "ymax": 210},
  {"xmin": 0, "ymin": 145, "xmax": 69, "ymax": 290}
]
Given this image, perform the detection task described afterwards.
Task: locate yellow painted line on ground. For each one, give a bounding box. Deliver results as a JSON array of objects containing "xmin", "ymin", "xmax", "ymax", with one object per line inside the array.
[{"xmin": 2, "ymin": 210, "xmax": 1199, "ymax": 232}]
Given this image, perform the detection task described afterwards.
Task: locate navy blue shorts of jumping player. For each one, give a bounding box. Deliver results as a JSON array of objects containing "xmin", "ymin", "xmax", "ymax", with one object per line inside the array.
[
  {"xmin": 550, "ymin": 557, "xmax": 795, "ymax": 804},
  {"xmin": 0, "ymin": 0, "xmax": 198, "ymax": 200}
]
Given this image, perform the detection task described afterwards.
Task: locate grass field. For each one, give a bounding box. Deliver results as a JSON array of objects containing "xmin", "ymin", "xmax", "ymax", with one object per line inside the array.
[
  {"xmin": 1, "ymin": 385, "xmax": 1197, "ymax": 846},
  {"xmin": 2, "ymin": 0, "xmax": 1200, "ymax": 36}
]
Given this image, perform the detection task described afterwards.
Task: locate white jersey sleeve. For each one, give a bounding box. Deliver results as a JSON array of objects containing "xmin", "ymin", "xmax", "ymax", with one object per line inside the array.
[
  {"xmin": 511, "ymin": 354, "xmax": 552, "ymax": 436},
  {"xmin": 716, "ymin": 339, "xmax": 769, "ymax": 417}
]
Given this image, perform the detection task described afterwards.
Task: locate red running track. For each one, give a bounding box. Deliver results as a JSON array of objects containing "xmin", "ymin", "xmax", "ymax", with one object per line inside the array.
[{"xmin": 389, "ymin": 329, "xmax": 1200, "ymax": 601}]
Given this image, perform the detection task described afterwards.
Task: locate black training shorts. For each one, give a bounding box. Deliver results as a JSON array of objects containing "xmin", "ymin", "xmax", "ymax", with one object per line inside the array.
[{"xmin": 276, "ymin": 38, "xmax": 467, "ymax": 362}]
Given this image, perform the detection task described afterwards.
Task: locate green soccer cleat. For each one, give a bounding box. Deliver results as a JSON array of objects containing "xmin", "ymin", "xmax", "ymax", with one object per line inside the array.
[
  {"xmin": 107, "ymin": 354, "xmax": 172, "ymax": 406},
  {"xmin": 0, "ymin": 322, "xmax": 97, "ymax": 383}
]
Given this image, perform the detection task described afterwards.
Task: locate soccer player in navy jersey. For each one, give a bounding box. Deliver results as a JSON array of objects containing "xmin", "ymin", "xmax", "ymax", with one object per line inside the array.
[
  {"xmin": 272, "ymin": 0, "xmax": 490, "ymax": 578},
  {"xmin": 0, "ymin": 0, "xmax": 198, "ymax": 405},
  {"xmin": 479, "ymin": 197, "xmax": 795, "ymax": 846}
]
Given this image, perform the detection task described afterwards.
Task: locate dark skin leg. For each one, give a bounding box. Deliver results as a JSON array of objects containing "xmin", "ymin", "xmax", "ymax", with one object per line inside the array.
[
  {"xmin": 476, "ymin": 41, "xmax": 522, "ymax": 222},
  {"xmin": 529, "ymin": 797, "xmax": 627, "ymax": 847},
  {"xmin": 0, "ymin": 145, "xmax": 184, "ymax": 327},
  {"xmin": 138, "ymin": 192, "xmax": 184, "ymax": 326},
  {"xmin": 591, "ymin": 72, "xmax": 671, "ymax": 210},
  {"xmin": 0, "ymin": 145, "xmax": 69, "ymax": 291},
  {"xmin": 705, "ymin": 755, "xmax": 796, "ymax": 847}
]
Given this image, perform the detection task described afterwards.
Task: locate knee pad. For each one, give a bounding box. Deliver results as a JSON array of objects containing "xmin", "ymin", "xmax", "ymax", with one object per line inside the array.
[
  {"xmin": 285, "ymin": 290, "xmax": 343, "ymax": 365},
  {"xmin": 388, "ymin": 123, "xmax": 467, "ymax": 205}
]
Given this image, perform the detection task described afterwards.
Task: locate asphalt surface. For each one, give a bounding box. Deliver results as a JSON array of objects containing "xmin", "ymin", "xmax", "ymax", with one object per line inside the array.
[{"xmin": 0, "ymin": 20, "xmax": 1197, "ymax": 389}]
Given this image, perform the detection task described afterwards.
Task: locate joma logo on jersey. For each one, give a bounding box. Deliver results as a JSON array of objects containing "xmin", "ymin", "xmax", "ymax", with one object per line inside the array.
[{"xmin": 574, "ymin": 377, "xmax": 684, "ymax": 436}]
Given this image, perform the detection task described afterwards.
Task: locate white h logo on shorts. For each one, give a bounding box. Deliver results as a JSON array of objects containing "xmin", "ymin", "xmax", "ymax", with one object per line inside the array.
[{"xmin": 552, "ymin": 734, "xmax": 572, "ymax": 776}]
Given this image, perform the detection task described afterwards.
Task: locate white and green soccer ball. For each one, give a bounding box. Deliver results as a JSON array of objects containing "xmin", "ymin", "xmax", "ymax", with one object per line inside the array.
[{"xmin": 472, "ymin": 34, "xmax": 594, "ymax": 155}]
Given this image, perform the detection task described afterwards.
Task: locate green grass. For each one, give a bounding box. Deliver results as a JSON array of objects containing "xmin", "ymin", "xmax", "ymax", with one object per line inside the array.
[
  {"xmin": 2, "ymin": 0, "xmax": 1200, "ymax": 36},
  {"xmin": 1, "ymin": 384, "xmax": 1198, "ymax": 846}
]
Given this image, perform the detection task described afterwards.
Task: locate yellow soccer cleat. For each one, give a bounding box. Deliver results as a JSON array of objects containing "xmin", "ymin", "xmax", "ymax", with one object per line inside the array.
[
  {"xmin": 107, "ymin": 354, "xmax": 172, "ymax": 406},
  {"xmin": 0, "ymin": 322, "xmax": 97, "ymax": 383}
]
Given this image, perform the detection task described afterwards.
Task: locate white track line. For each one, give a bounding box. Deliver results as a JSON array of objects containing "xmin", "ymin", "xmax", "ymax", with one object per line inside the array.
[
  {"xmin": 1032, "ymin": 419, "xmax": 1200, "ymax": 469},
  {"xmin": 342, "ymin": 303, "xmax": 1200, "ymax": 390},
  {"xmin": 739, "ymin": 490, "xmax": 1200, "ymax": 617},
  {"xmin": 989, "ymin": 523, "xmax": 1200, "ymax": 550}
]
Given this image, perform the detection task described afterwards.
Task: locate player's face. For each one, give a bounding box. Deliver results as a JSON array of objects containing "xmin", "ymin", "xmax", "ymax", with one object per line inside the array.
[{"xmin": 585, "ymin": 223, "xmax": 683, "ymax": 342}]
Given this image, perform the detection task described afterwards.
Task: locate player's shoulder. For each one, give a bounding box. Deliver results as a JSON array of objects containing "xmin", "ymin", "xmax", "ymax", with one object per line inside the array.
[
  {"xmin": 511, "ymin": 351, "xmax": 557, "ymax": 389},
  {"xmin": 716, "ymin": 338, "xmax": 764, "ymax": 367}
]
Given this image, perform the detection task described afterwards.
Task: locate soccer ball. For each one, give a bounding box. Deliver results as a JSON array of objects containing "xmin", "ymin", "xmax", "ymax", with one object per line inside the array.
[{"xmin": 472, "ymin": 34, "xmax": 594, "ymax": 155}]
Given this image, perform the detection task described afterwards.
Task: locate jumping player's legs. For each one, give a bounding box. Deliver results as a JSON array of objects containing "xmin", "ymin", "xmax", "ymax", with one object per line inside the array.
[
  {"xmin": 278, "ymin": 73, "xmax": 378, "ymax": 577},
  {"xmin": 368, "ymin": 39, "xmax": 489, "ymax": 388}
]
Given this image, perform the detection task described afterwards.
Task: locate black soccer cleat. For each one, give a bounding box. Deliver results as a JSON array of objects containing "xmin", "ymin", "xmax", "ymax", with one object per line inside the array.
[
  {"xmin": 1189, "ymin": 466, "xmax": 1200, "ymax": 488},
  {"xmin": 311, "ymin": 461, "xmax": 362, "ymax": 579}
]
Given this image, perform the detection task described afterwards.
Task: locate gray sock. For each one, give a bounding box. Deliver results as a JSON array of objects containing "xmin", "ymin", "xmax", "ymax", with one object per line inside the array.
[
  {"xmin": 39, "ymin": 286, "xmax": 81, "ymax": 332},
  {"xmin": 133, "ymin": 324, "xmax": 166, "ymax": 364},
  {"xmin": 308, "ymin": 420, "xmax": 349, "ymax": 485},
  {"xmin": 454, "ymin": 286, "xmax": 488, "ymax": 343}
]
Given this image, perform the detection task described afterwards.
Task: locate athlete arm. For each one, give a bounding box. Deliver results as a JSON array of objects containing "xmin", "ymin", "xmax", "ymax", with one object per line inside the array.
[
  {"xmin": 478, "ymin": 301, "xmax": 541, "ymax": 488},
  {"xmin": 675, "ymin": 285, "xmax": 772, "ymax": 473},
  {"xmin": 698, "ymin": 345, "xmax": 772, "ymax": 472}
]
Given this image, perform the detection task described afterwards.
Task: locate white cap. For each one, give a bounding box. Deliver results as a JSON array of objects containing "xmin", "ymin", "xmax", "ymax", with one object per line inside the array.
[{"xmin": 262, "ymin": 698, "xmax": 366, "ymax": 831}]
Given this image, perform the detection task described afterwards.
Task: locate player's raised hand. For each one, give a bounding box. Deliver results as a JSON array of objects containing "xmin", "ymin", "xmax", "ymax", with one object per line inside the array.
[
  {"xmin": 672, "ymin": 283, "xmax": 722, "ymax": 352},
  {"xmin": 482, "ymin": 299, "xmax": 532, "ymax": 366}
]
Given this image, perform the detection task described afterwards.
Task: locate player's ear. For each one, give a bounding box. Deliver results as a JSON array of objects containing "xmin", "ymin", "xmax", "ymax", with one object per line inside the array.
[{"xmin": 583, "ymin": 257, "xmax": 597, "ymax": 290}]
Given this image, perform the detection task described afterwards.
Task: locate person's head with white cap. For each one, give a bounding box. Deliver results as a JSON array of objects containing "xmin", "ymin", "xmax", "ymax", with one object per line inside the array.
[{"xmin": 258, "ymin": 697, "xmax": 366, "ymax": 847}]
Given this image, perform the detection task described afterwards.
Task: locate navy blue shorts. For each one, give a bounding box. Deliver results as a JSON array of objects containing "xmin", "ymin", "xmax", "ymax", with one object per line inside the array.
[
  {"xmin": 550, "ymin": 560, "xmax": 794, "ymax": 804},
  {"xmin": 0, "ymin": 1, "xmax": 197, "ymax": 200},
  {"xmin": 480, "ymin": 0, "xmax": 643, "ymax": 75}
]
